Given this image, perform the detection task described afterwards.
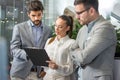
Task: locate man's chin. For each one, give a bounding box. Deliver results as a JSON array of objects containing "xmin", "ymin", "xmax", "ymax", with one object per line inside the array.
[
  {"xmin": 79, "ymin": 21, "xmax": 85, "ymax": 25},
  {"xmin": 33, "ymin": 21, "xmax": 41, "ymax": 26},
  {"xmin": 78, "ymin": 20, "xmax": 83, "ymax": 25},
  {"xmin": 80, "ymin": 22, "xmax": 84, "ymax": 25},
  {"xmin": 34, "ymin": 22, "xmax": 40, "ymax": 26},
  {"xmin": 35, "ymin": 24, "xmax": 40, "ymax": 26}
]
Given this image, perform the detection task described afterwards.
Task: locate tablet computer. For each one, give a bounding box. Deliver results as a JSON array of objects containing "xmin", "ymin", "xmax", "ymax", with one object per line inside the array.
[{"xmin": 24, "ymin": 48, "xmax": 50, "ymax": 66}]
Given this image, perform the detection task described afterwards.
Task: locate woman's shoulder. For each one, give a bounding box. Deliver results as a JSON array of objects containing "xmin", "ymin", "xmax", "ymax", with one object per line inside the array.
[
  {"xmin": 67, "ymin": 38, "xmax": 75, "ymax": 44},
  {"xmin": 47, "ymin": 36, "xmax": 56, "ymax": 44}
]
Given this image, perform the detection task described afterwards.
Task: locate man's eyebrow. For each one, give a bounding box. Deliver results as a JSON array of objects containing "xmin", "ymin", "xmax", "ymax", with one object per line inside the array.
[{"xmin": 76, "ymin": 8, "xmax": 90, "ymax": 15}]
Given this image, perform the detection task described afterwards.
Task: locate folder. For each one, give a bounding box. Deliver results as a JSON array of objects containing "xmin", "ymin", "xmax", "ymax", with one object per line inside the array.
[{"xmin": 24, "ymin": 48, "xmax": 50, "ymax": 66}]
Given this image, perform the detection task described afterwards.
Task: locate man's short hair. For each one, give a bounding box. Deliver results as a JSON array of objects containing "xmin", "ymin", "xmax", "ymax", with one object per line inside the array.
[
  {"xmin": 74, "ymin": 0, "xmax": 98, "ymax": 12},
  {"xmin": 26, "ymin": 0, "xmax": 44, "ymax": 13}
]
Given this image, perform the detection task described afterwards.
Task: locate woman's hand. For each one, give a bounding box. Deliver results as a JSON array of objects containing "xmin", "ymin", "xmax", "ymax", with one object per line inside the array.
[{"xmin": 46, "ymin": 60, "xmax": 58, "ymax": 69}]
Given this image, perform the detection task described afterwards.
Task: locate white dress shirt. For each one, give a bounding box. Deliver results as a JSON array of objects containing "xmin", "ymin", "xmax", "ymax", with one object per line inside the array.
[{"xmin": 44, "ymin": 35, "xmax": 75, "ymax": 80}]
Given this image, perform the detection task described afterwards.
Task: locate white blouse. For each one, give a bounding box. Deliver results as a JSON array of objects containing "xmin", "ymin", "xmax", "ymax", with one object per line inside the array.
[{"xmin": 44, "ymin": 35, "xmax": 75, "ymax": 80}]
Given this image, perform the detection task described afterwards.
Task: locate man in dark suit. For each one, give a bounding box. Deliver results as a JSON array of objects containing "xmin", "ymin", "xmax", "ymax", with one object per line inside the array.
[{"xmin": 10, "ymin": 0, "xmax": 52, "ymax": 80}]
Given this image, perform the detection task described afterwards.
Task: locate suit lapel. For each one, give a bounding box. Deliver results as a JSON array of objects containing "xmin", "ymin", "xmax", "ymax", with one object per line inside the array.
[
  {"xmin": 80, "ymin": 25, "xmax": 88, "ymax": 49},
  {"xmin": 26, "ymin": 21, "xmax": 35, "ymax": 46}
]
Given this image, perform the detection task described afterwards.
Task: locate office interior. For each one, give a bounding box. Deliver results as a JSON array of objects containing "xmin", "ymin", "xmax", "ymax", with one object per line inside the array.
[{"xmin": 0, "ymin": 0, "xmax": 120, "ymax": 80}]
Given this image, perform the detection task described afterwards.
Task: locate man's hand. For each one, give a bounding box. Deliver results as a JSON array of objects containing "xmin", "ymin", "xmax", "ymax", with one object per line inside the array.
[{"xmin": 39, "ymin": 71, "xmax": 46, "ymax": 78}]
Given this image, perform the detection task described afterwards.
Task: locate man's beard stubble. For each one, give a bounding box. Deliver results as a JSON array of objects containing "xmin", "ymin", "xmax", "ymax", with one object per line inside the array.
[{"xmin": 33, "ymin": 20, "xmax": 41, "ymax": 26}]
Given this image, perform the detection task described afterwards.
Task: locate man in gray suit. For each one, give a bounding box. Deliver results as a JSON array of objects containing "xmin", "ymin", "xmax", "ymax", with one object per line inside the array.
[
  {"xmin": 70, "ymin": 0, "xmax": 117, "ymax": 80},
  {"xmin": 10, "ymin": 0, "xmax": 52, "ymax": 80}
]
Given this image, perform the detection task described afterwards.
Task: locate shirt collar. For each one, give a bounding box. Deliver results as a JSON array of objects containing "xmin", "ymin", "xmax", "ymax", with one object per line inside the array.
[
  {"xmin": 87, "ymin": 16, "xmax": 101, "ymax": 33},
  {"xmin": 29, "ymin": 20, "xmax": 43, "ymax": 28},
  {"xmin": 55, "ymin": 35, "xmax": 69, "ymax": 44}
]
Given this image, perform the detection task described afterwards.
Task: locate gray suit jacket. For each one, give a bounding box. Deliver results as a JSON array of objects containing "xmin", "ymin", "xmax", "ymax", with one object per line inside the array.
[
  {"xmin": 71, "ymin": 16, "xmax": 117, "ymax": 80},
  {"xmin": 10, "ymin": 20, "xmax": 52, "ymax": 79}
]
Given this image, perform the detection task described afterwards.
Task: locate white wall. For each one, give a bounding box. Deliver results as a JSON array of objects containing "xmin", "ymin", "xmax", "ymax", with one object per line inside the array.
[
  {"xmin": 110, "ymin": 0, "xmax": 120, "ymax": 28},
  {"xmin": 99, "ymin": 0, "xmax": 118, "ymax": 19}
]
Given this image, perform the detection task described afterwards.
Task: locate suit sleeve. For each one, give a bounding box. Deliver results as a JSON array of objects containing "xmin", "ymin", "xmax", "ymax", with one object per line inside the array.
[
  {"xmin": 71, "ymin": 25, "xmax": 117, "ymax": 66},
  {"xmin": 10, "ymin": 25, "xmax": 27, "ymax": 61}
]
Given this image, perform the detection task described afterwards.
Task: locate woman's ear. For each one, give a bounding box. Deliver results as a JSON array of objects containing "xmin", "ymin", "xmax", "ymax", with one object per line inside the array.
[{"xmin": 67, "ymin": 26, "xmax": 70, "ymax": 31}]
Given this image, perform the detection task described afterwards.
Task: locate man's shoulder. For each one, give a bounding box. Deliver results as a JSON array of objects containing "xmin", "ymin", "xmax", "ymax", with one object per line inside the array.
[
  {"xmin": 95, "ymin": 16, "xmax": 113, "ymax": 27},
  {"xmin": 42, "ymin": 24, "xmax": 52, "ymax": 32},
  {"xmin": 95, "ymin": 20, "xmax": 113, "ymax": 29},
  {"xmin": 16, "ymin": 21, "xmax": 28, "ymax": 26},
  {"xmin": 14, "ymin": 21, "xmax": 29, "ymax": 29}
]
